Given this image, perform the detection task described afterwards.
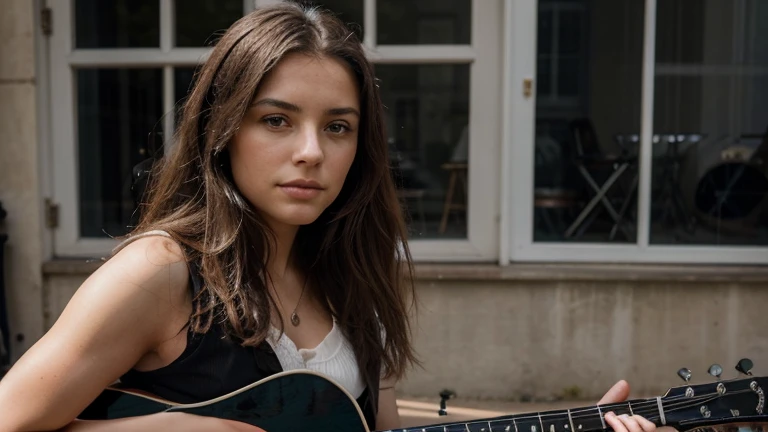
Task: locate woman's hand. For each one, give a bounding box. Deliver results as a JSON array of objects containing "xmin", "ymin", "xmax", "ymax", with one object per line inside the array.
[{"xmin": 598, "ymin": 380, "xmax": 678, "ymax": 432}]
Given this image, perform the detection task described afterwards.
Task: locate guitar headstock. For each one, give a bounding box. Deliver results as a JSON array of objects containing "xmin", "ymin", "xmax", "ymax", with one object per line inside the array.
[{"xmin": 659, "ymin": 358, "xmax": 767, "ymax": 431}]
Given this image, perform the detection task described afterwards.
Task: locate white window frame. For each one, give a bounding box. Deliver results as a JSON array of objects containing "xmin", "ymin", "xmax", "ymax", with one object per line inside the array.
[
  {"xmin": 502, "ymin": 0, "xmax": 768, "ymax": 264},
  {"xmin": 48, "ymin": 0, "xmax": 501, "ymax": 262}
]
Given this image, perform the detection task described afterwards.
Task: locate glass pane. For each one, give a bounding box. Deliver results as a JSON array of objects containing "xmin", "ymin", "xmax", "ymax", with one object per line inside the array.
[
  {"xmin": 376, "ymin": 64, "xmax": 470, "ymax": 238},
  {"xmin": 311, "ymin": 0, "xmax": 364, "ymax": 42},
  {"xmin": 77, "ymin": 69, "xmax": 163, "ymax": 238},
  {"xmin": 558, "ymin": 10, "xmax": 583, "ymax": 55},
  {"xmin": 533, "ymin": 0, "xmax": 644, "ymax": 243},
  {"xmin": 650, "ymin": 0, "xmax": 768, "ymax": 245},
  {"xmin": 377, "ymin": 0, "xmax": 471, "ymax": 45},
  {"xmin": 175, "ymin": 0, "xmax": 243, "ymax": 47},
  {"xmin": 174, "ymin": 66, "xmax": 199, "ymax": 125},
  {"xmin": 75, "ymin": 0, "xmax": 159, "ymax": 48}
]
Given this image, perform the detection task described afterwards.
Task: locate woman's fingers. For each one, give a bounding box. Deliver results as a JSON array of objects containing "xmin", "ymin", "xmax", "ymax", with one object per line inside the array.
[
  {"xmin": 605, "ymin": 412, "xmax": 657, "ymax": 432},
  {"xmin": 598, "ymin": 380, "xmax": 631, "ymax": 405},
  {"xmin": 633, "ymin": 415, "xmax": 657, "ymax": 431},
  {"xmin": 605, "ymin": 412, "xmax": 629, "ymax": 432}
]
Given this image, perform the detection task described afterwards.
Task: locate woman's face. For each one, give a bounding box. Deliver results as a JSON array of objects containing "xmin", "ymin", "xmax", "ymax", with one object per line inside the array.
[{"xmin": 229, "ymin": 53, "xmax": 360, "ymax": 230}]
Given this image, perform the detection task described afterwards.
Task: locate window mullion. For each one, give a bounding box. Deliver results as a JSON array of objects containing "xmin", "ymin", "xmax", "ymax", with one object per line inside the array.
[
  {"xmin": 637, "ymin": 0, "xmax": 657, "ymax": 248},
  {"xmin": 161, "ymin": 0, "xmax": 174, "ymax": 150},
  {"xmin": 364, "ymin": 0, "xmax": 376, "ymax": 49},
  {"xmin": 160, "ymin": 0, "xmax": 173, "ymax": 52},
  {"xmin": 163, "ymin": 66, "xmax": 174, "ymax": 149},
  {"xmin": 367, "ymin": 46, "xmax": 474, "ymax": 63}
]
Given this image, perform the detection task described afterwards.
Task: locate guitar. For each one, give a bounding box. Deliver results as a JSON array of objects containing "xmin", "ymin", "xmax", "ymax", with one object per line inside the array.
[{"xmin": 78, "ymin": 359, "xmax": 767, "ymax": 432}]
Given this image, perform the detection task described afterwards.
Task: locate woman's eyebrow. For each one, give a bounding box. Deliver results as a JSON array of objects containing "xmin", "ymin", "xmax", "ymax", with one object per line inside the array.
[
  {"xmin": 252, "ymin": 98, "xmax": 359, "ymax": 117},
  {"xmin": 252, "ymin": 98, "xmax": 301, "ymax": 112},
  {"xmin": 326, "ymin": 107, "xmax": 360, "ymax": 117}
]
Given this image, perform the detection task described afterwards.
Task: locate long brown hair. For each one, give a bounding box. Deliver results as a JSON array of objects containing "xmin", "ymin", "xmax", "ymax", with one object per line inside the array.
[{"xmin": 132, "ymin": 2, "xmax": 418, "ymax": 387}]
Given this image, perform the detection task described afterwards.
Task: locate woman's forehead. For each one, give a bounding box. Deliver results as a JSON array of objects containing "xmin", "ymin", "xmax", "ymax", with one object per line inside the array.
[{"xmin": 253, "ymin": 53, "xmax": 360, "ymax": 110}]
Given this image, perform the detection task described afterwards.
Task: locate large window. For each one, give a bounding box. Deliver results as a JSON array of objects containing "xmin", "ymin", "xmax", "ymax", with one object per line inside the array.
[
  {"xmin": 532, "ymin": 0, "xmax": 643, "ymax": 244},
  {"xmin": 48, "ymin": 0, "xmax": 500, "ymax": 260},
  {"xmin": 508, "ymin": 0, "xmax": 768, "ymax": 263},
  {"xmin": 651, "ymin": 0, "xmax": 768, "ymax": 246}
]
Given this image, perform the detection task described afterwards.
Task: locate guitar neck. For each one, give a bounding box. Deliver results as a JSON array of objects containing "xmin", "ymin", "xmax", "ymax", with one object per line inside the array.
[{"xmin": 388, "ymin": 397, "xmax": 673, "ymax": 432}]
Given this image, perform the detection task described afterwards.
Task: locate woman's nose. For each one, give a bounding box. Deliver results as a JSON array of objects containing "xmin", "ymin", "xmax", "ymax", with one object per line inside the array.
[{"xmin": 293, "ymin": 128, "xmax": 324, "ymax": 165}]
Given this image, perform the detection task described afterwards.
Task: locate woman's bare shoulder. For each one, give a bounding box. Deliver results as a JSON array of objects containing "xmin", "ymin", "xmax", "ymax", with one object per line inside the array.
[
  {"xmin": 100, "ymin": 234, "xmax": 191, "ymax": 303},
  {"xmin": 0, "ymin": 235, "xmax": 194, "ymax": 431}
]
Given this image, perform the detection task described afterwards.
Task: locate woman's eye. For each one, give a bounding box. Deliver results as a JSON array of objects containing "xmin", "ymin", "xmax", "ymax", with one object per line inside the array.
[
  {"xmin": 264, "ymin": 116, "xmax": 286, "ymax": 128},
  {"xmin": 328, "ymin": 123, "xmax": 349, "ymax": 134}
]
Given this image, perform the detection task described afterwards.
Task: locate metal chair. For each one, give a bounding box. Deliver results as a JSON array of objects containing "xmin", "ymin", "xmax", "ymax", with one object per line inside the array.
[{"xmin": 564, "ymin": 118, "xmax": 636, "ymax": 240}]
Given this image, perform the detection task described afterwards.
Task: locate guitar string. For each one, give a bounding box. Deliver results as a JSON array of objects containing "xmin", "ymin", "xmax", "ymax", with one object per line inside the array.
[
  {"xmin": 466, "ymin": 390, "xmax": 750, "ymax": 431},
  {"xmin": 399, "ymin": 388, "xmax": 757, "ymax": 431}
]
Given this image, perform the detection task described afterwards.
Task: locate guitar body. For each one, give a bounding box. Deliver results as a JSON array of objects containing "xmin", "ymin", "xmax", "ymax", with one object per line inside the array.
[
  {"xmin": 79, "ymin": 366, "xmax": 768, "ymax": 432},
  {"xmin": 79, "ymin": 370, "xmax": 370, "ymax": 432}
]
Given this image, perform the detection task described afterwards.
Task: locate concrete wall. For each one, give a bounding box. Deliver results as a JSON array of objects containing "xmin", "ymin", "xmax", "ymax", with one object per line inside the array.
[
  {"xmin": 0, "ymin": 0, "xmax": 44, "ymax": 361},
  {"xmin": 42, "ymin": 263, "xmax": 768, "ymax": 401},
  {"xmin": 404, "ymin": 274, "xmax": 768, "ymax": 401}
]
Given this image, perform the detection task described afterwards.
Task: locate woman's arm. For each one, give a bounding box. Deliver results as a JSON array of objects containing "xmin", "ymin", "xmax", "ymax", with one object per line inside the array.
[
  {"xmin": 61, "ymin": 413, "xmax": 254, "ymax": 432},
  {"xmin": 375, "ymin": 376, "xmax": 401, "ymax": 430},
  {"xmin": 0, "ymin": 236, "xmax": 213, "ymax": 431},
  {"xmin": 60, "ymin": 413, "xmax": 262, "ymax": 432}
]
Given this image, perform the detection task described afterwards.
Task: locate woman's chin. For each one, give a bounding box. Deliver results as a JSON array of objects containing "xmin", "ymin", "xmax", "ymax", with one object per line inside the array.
[{"xmin": 271, "ymin": 211, "xmax": 324, "ymax": 228}]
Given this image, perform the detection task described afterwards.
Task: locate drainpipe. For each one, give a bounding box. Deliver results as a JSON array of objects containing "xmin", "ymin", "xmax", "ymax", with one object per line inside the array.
[{"xmin": 0, "ymin": 200, "xmax": 9, "ymax": 370}]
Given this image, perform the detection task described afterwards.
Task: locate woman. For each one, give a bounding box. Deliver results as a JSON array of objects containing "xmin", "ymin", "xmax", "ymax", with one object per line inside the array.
[{"xmin": 0, "ymin": 3, "xmax": 661, "ymax": 432}]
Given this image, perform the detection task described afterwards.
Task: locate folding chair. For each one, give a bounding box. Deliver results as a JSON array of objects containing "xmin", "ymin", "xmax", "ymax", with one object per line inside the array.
[{"xmin": 564, "ymin": 118, "xmax": 636, "ymax": 240}]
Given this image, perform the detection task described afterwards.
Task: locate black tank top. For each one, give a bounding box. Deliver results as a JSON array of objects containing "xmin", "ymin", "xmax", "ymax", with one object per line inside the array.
[{"xmin": 118, "ymin": 260, "xmax": 378, "ymax": 429}]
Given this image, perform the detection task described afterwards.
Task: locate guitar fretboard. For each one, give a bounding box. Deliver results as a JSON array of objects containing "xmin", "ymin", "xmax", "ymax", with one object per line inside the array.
[{"xmin": 382, "ymin": 398, "xmax": 667, "ymax": 432}]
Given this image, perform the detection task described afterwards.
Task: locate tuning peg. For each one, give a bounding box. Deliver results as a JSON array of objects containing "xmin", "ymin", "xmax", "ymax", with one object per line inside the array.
[
  {"xmin": 678, "ymin": 367, "xmax": 692, "ymax": 383},
  {"xmin": 708, "ymin": 364, "xmax": 723, "ymax": 380},
  {"xmin": 736, "ymin": 358, "xmax": 754, "ymax": 376}
]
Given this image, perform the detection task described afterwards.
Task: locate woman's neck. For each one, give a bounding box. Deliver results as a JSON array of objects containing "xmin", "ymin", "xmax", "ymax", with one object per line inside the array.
[{"xmin": 265, "ymin": 220, "xmax": 300, "ymax": 281}]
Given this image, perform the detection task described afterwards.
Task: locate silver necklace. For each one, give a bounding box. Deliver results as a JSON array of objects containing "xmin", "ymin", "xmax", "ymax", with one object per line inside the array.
[{"xmin": 290, "ymin": 279, "xmax": 307, "ymax": 327}]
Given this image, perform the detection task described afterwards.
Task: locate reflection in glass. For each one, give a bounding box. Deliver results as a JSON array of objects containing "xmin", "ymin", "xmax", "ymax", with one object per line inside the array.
[
  {"xmin": 77, "ymin": 69, "xmax": 163, "ymax": 238},
  {"xmin": 651, "ymin": 0, "xmax": 768, "ymax": 245},
  {"xmin": 533, "ymin": 0, "xmax": 644, "ymax": 243},
  {"xmin": 174, "ymin": 67, "xmax": 199, "ymax": 126},
  {"xmin": 175, "ymin": 0, "xmax": 242, "ymax": 47},
  {"xmin": 376, "ymin": 64, "xmax": 470, "ymax": 238},
  {"xmin": 312, "ymin": 0, "xmax": 365, "ymax": 42},
  {"xmin": 377, "ymin": 0, "xmax": 471, "ymax": 45},
  {"xmin": 75, "ymin": 0, "xmax": 159, "ymax": 48}
]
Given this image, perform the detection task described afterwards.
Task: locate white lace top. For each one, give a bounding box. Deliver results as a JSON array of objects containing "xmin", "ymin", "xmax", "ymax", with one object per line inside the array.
[{"xmin": 266, "ymin": 322, "xmax": 365, "ymax": 398}]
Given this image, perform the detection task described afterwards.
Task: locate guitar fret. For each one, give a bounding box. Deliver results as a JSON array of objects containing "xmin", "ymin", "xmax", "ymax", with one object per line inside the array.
[
  {"xmin": 399, "ymin": 399, "xmax": 663, "ymax": 432},
  {"xmin": 597, "ymin": 405, "xmax": 606, "ymax": 429},
  {"xmin": 656, "ymin": 397, "xmax": 666, "ymax": 425}
]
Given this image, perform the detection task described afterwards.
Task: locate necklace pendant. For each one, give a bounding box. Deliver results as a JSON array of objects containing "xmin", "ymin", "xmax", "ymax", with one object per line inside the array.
[{"xmin": 290, "ymin": 312, "xmax": 300, "ymax": 326}]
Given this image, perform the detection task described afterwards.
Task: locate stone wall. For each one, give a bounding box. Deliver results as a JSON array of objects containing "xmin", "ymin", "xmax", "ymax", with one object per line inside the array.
[{"xmin": 0, "ymin": 0, "xmax": 44, "ymax": 361}]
